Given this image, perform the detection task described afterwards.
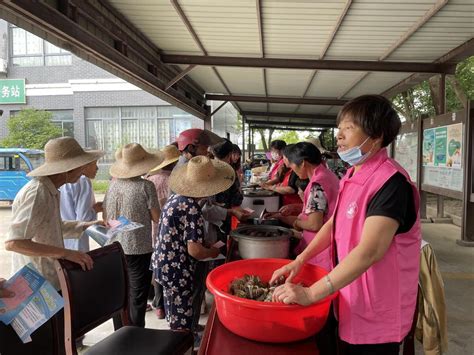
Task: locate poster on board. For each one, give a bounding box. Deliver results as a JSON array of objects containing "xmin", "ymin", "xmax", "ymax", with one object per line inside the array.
[
  {"xmin": 434, "ymin": 126, "xmax": 447, "ymax": 166},
  {"xmin": 421, "ymin": 122, "xmax": 464, "ymax": 192},
  {"xmin": 423, "ymin": 128, "xmax": 435, "ymax": 166},
  {"xmin": 395, "ymin": 132, "xmax": 418, "ymax": 182},
  {"xmin": 423, "ymin": 123, "xmax": 463, "ymax": 169},
  {"xmin": 446, "ymin": 123, "xmax": 462, "ymax": 168}
]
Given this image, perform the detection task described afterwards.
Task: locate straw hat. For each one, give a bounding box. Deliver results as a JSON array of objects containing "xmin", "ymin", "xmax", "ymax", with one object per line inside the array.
[
  {"xmin": 28, "ymin": 137, "xmax": 104, "ymax": 177},
  {"xmin": 169, "ymin": 156, "xmax": 235, "ymax": 198},
  {"xmin": 306, "ymin": 137, "xmax": 327, "ymax": 153},
  {"xmin": 148, "ymin": 145, "xmax": 181, "ymax": 174},
  {"xmin": 110, "ymin": 143, "xmax": 164, "ymax": 178}
]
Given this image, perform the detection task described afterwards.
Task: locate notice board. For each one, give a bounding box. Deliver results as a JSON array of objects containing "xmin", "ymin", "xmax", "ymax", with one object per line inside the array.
[{"xmin": 422, "ymin": 123, "xmax": 463, "ymax": 191}]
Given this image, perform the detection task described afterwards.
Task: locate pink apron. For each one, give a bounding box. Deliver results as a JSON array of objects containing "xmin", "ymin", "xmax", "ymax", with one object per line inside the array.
[
  {"xmin": 295, "ymin": 164, "xmax": 339, "ymax": 271},
  {"xmin": 331, "ymin": 148, "xmax": 421, "ymax": 344}
]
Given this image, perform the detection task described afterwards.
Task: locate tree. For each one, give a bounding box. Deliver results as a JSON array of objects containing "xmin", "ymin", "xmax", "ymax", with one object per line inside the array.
[
  {"xmin": 256, "ymin": 128, "xmax": 275, "ymax": 151},
  {"xmin": 391, "ymin": 56, "xmax": 473, "ymax": 121},
  {"xmin": 273, "ymin": 130, "xmax": 301, "ymax": 144},
  {"xmin": 318, "ymin": 129, "xmax": 337, "ymax": 151},
  {"xmin": 1, "ymin": 109, "xmax": 62, "ymax": 149}
]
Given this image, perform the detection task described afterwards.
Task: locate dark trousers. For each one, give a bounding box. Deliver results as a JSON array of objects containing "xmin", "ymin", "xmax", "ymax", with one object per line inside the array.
[
  {"xmin": 340, "ymin": 341, "xmax": 401, "ymax": 355},
  {"xmin": 0, "ymin": 309, "xmax": 65, "ymax": 355},
  {"xmin": 315, "ymin": 305, "xmax": 338, "ymax": 355},
  {"xmin": 114, "ymin": 253, "xmax": 152, "ymax": 329},
  {"xmin": 151, "ymin": 279, "xmax": 164, "ymax": 310},
  {"xmin": 191, "ymin": 261, "xmax": 210, "ymax": 332}
]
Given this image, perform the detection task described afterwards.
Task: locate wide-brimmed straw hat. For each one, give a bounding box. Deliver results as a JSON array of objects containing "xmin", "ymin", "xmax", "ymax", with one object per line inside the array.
[
  {"xmin": 110, "ymin": 143, "xmax": 164, "ymax": 178},
  {"xmin": 148, "ymin": 145, "xmax": 181, "ymax": 174},
  {"xmin": 169, "ymin": 156, "xmax": 235, "ymax": 198},
  {"xmin": 28, "ymin": 137, "xmax": 104, "ymax": 177}
]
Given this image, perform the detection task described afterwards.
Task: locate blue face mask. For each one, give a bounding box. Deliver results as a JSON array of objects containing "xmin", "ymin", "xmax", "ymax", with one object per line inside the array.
[{"xmin": 337, "ymin": 136, "xmax": 371, "ymax": 166}]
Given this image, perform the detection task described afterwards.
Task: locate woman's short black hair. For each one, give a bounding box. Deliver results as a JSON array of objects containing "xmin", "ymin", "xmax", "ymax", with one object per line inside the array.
[
  {"xmin": 270, "ymin": 140, "xmax": 287, "ymax": 151},
  {"xmin": 210, "ymin": 139, "xmax": 234, "ymax": 159},
  {"xmin": 284, "ymin": 142, "xmax": 322, "ymax": 166},
  {"xmin": 337, "ymin": 94, "xmax": 401, "ymax": 147}
]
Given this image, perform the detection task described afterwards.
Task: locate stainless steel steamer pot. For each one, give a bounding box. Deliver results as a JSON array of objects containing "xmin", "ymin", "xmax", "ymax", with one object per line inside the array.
[
  {"xmin": 241, "ymin": 188, "xmax": 280, "ymax": 218},
  {"xmin": 230, "ymin": 225, "xmax": 291, "ymax": 259}
]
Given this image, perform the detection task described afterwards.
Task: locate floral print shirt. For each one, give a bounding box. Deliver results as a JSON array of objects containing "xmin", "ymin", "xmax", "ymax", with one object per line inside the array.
[
  {"xmin": 304, "ymin": 182, "xmax": 328, "ymax": 215},
  {"xmin": 151, "ymin": 194, "xmax": 204, "ymax": 288}
]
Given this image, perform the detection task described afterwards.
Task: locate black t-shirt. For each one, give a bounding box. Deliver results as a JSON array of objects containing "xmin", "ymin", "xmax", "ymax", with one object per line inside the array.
[
  {"xmin": 288, "ymin": 171, "xmax": 309, "ymax": 193},
  {"xmin": 366, "ymin": 172, "xmax": 416, "ymax": 234}
]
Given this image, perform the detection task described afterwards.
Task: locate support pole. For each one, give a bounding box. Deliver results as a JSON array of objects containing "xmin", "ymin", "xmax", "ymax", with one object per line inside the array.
[
  {"xmin": 242, "ymin": 117, "xmax": 246, "ymax": 162},
  {"xmin": 457, "ymin": 100, "xmax": 474, "ymax": 246},
  {"xmin": 429, "ymin": 74, "xmax": 447, "ymax": 218},
  {"xmin": 248, "ymin": 124, "xmax": 252, "ymax": 160},
  {"xmin": 417, "ymin": 114, "xmax": 427, "ymax": 219}
]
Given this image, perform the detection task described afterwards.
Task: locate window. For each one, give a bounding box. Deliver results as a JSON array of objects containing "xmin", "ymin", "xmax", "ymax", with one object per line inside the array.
[
  {"xmin": 10, "ymin": 25, "xmax": 71, "ymax": 67},
  {"xmin": 51, "ymin": 110, "xmax": 74, "ymax": 137},
  {"xmin": 85, "ymin": 106, "xmax": 199, "ymax": 164},
  {"xmin": 10, "ymin": 109, "xmax": 74, "ymax": 137}
]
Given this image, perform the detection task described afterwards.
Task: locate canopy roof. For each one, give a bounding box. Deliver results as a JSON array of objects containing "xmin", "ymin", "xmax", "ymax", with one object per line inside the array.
[{"xmin": 1, "ymin": 0, "xmax": 472, "ymax": 128}]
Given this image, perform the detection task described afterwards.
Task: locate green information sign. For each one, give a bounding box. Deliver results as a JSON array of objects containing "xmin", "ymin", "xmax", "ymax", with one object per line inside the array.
[
  {"xmin": 0, "ymin": 79, "xmax": 26, "ymax": 104},
  {"xmin": 434, "ymin": 126, "xmax": 447, "ymax": 166}
]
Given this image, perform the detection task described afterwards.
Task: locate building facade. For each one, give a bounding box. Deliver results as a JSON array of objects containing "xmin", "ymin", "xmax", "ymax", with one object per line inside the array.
[{"xmin": 0, "ymin": 20, "xmax": 240, "ymax": 178}]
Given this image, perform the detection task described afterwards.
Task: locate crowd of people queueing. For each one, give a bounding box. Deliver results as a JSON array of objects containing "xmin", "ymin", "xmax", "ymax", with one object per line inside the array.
[{"xmin": 1, "ymin": 95, "xmax": 421, "ymax": 355}]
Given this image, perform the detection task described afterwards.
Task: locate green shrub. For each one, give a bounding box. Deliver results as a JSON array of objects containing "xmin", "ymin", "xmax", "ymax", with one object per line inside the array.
[{"xmin": 92, "ymin": 180, "xmax": 110, "ymax": 194}]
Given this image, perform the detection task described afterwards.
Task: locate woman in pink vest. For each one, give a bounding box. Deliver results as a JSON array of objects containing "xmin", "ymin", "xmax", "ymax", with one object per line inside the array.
[
  {"xmin": 262, "ymin": 140, "xmax": 287, "ymax": 186},
  {"xmin": 279, "ymin": 142, "xmax": 339, "ymax": 271},
  {"xmin": 271, "ymin": 95, "xmax": 421, "ymax": 355}
]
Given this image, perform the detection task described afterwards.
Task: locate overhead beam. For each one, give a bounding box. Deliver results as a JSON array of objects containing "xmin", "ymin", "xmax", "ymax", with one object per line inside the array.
[
  {"xmin": 161, "ymin": 54, "xmax": 455, "ymax": 74},
  {"xmin": 383, "ymin": 38, "xmax": 474, "ymax": 98},
  {"xmin": 206, "ymin": 94, "xmax": 347, "ymax": 106},
  {"xmin": 170, "ymin": 0, "xmax": 242, "ymax": 114},
  {"xmin": 242, "ymin": 111, "xmax": 336, "ymax": 121},
  {"xmin": 249, "ymin": 125, "xmax": 324, "ymax": 132},
  {"xmin": 327, "ymin": 0, "xmax": 449, "ymax": 111},
  {"xmin": 210, "ymin": 101, "xmax": 228, "ymax": 117},
  {"xmin": 294, "ymin": 0, "xmax": 353, "ymax": 114},
  {"xmin": 0, "ymin": 0, "xmax": 209, "ymax": 119},
  {"xmin": 247, "ymin": 120, "xmax": 336, "ymax": 129},
  {"xmin": 381, "ymin": 0, "xmax": 448, "ymax": 61},
  {"xmin": 165, "ymin": 64, "xmax": 196, "ymax": 90}
]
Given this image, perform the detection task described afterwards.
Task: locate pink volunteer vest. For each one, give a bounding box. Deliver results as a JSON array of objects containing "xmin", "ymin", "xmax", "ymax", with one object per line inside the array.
[
  {"xmin": 295, "ymin": 164, "xmax": 339, "ymax": 271},
  {"xmin": 331, "ymin": 148, "xmax": 421, "ymax": 344},
  {"xmin": 269, "ymin": 159, "xmax": 284, "ymax": 180}
]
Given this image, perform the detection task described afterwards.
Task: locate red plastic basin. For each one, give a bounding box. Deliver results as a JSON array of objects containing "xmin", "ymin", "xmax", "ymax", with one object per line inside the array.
[{"xmin": 206, "ymin": 258, "xmax": 337, "ymax": 343}]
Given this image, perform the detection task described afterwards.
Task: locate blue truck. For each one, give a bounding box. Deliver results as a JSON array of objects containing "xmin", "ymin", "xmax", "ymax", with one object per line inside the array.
[{"xmin": 0, "ymin": 148, "xmax": 44, "ymax": 202}]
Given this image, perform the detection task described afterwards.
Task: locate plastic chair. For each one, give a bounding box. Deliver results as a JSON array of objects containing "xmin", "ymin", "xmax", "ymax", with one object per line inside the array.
[{"xmin": 55, "ymin": 242, "xmax": 193, "ymax": 355}]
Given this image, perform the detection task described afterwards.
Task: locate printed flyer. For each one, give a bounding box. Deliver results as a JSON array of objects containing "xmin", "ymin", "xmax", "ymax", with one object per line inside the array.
[{"xmin": 0, "ymin": 264, "xmax": 64, "ymax": 343}]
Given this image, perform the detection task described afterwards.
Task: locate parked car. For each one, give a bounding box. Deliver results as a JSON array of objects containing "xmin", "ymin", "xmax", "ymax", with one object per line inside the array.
[{"xmin": 0, "ymin": 148, "xmax": 44, "ymax": 202}]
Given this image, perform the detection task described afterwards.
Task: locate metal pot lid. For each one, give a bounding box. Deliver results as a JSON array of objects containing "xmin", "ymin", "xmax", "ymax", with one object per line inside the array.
[
  {"xmin": 243, "ymin": 188, "xmax": 275, "ymax": 197},
  {"xmin": 230, "ymin": 225, "xmax": 292, "ymax": 241}
]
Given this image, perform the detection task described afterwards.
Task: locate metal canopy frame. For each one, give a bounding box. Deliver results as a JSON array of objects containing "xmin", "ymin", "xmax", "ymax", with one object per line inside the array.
[
  {"xmin": 0, "ymin": 0, "xmax": 210, "ymax": 119},
  {"xmin": 161, "ymin": 55, "xmax": 455, "ymax": 74},
  {"xmin": 1, "ymin": 0, "xmax": 472, "ymax": 245},
  {"xmin": 0, "ymin": 0, "xmax": 472, "ymax": 129}
]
